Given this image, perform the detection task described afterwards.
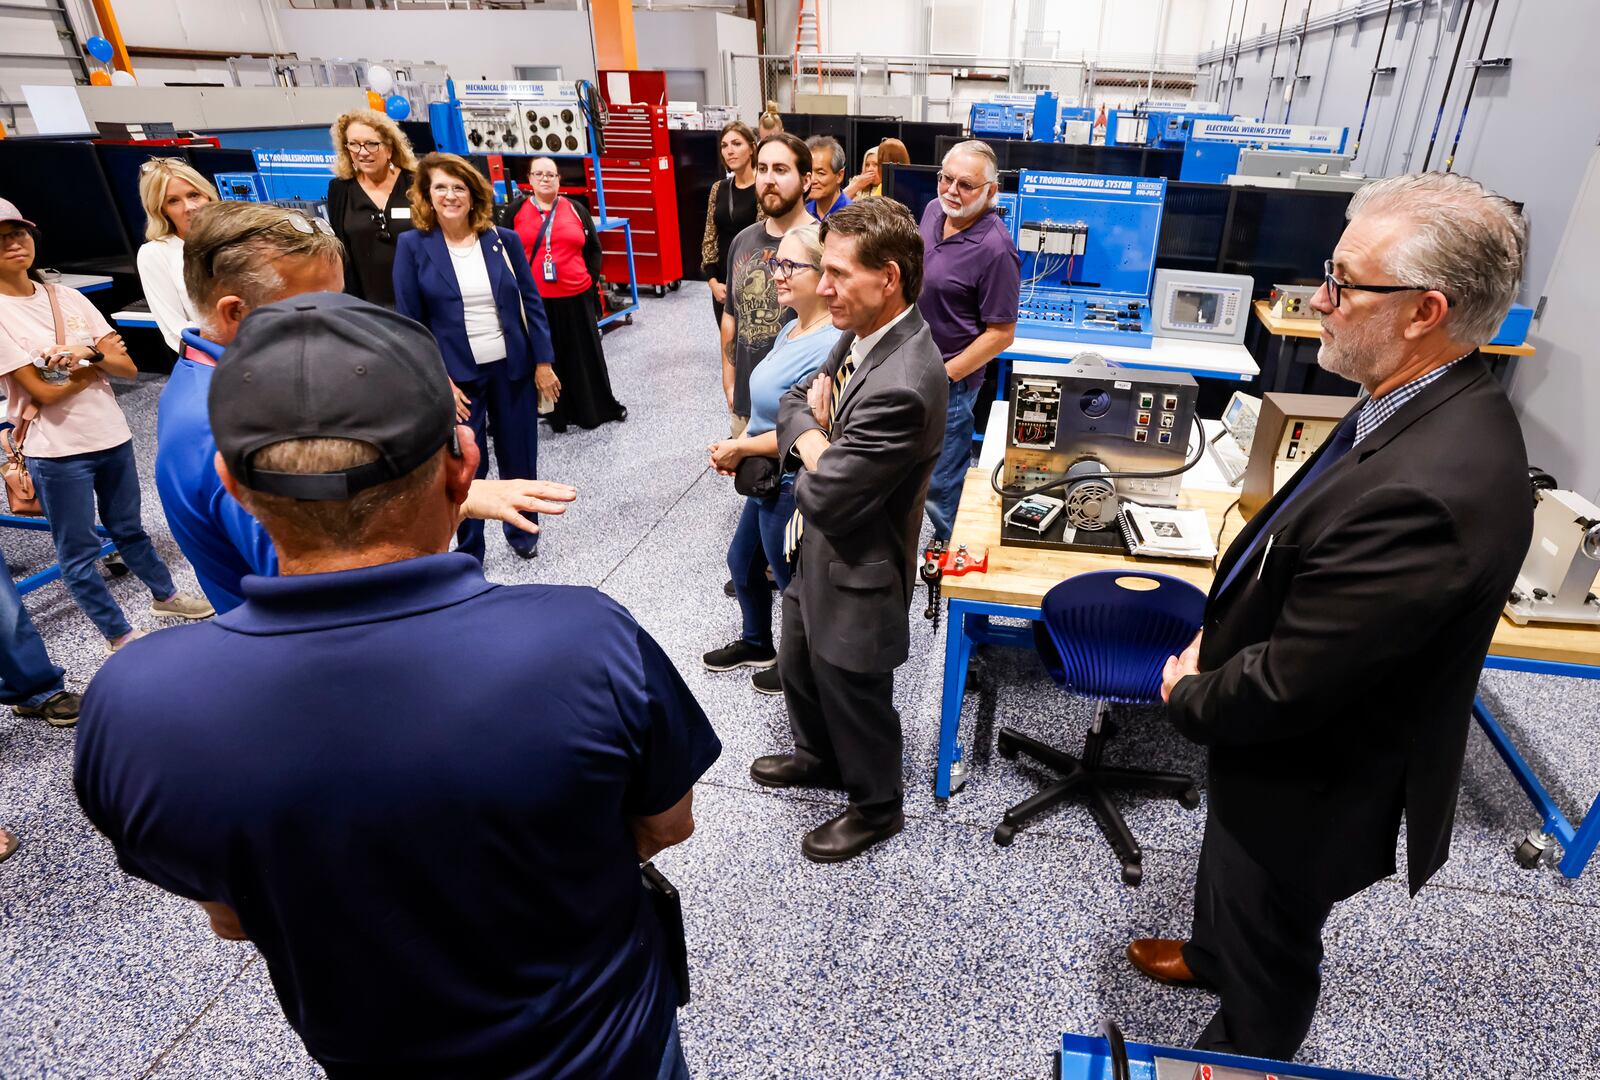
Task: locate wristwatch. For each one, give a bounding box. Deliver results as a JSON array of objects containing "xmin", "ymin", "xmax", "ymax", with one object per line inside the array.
[{"xmin": 86, "ymin": 348, "xmax": 105, "ymax": 364}]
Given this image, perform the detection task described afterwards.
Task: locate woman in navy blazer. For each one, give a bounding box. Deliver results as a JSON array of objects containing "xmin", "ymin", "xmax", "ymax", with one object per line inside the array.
[{"xmin": 394, "ymin": 153, "xmax": 561, "ymax": 560}]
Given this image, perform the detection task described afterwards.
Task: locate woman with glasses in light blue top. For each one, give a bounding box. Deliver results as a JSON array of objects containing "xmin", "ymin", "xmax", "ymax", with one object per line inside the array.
[{"xmin": 702, "ymin": 222, "xmax": 843, "ymax": 696}]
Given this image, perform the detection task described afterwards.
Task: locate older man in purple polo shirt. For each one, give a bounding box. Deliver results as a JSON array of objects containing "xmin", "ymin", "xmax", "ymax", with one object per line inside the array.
[{"xmin": 916, "ymin": 140, "xmax": 1020, "ymax": 542}]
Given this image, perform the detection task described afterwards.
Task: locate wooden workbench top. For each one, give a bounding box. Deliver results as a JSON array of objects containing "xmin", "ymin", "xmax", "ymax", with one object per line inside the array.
[{"xmin": 943, "ymin": 467, "xmax": 1600, "ymax": 668}]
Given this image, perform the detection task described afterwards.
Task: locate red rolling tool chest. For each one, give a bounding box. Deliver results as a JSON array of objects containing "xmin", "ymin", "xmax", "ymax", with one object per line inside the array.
[{"xmin": 591, "ymin": 72, "xmax": 683, "ymax": 295}]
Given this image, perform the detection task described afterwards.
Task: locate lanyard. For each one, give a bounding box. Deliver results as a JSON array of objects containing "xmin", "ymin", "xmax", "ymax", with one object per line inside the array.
[{"xmin": 533, "ymin": 198, "xmax": 568, "ymax": 265}]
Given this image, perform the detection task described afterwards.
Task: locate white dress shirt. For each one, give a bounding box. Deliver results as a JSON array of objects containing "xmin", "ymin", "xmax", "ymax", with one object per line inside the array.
[{"xmin": 447, "ymin": 238, "xmax": 507, "ymax": 367}]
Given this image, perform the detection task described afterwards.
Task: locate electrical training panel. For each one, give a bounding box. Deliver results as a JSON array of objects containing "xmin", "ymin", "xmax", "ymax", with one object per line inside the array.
[
  {"xmin": 1000, "ymin": 357, "xmax": 1199, "ymax": 554},
  {"xmin": 457, "ymin": 81, "xmax": 590, "ymax": 157},
  {"xmin": 1150, "ymin": 269, "xmax": 1252, "ymax": 345},
  {"xmin": 1014, "ymin": 171, "xmax": 1167, "ymax": 349}
]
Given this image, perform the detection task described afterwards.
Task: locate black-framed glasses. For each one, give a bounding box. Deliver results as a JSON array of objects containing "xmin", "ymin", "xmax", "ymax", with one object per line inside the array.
[
  {"xmin": 369, "ymin": 209, "xmax": 392, "ymax": 244},
  {"xmin": 346, "ymin": 140, "xmax": 384, "ymax": 155},
  {"xmin": 201, "ymin": 212, "xmax": 334, "ymax": 276},
  {"xmin": 1322, "ymin": 259, "xmax": 1435, "ymax": 309},
  {"xmin": 936, "ymin": 171, "xmax": 987, "ymax": 197},
  {"xmin": 766, "ymin": 256, "xmax": 818, "ymax": 282}
]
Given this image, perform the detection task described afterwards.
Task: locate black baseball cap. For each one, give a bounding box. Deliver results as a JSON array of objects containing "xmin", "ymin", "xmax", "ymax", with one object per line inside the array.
[{"xmin": 209, "ymin": 292, "xmax": 456, "ymax": 500}]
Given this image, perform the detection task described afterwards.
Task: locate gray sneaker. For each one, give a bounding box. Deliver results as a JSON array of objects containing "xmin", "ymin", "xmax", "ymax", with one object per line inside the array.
[{"xmin": 150, "ymin": 592, "xmax": 215, "ymax": 620}]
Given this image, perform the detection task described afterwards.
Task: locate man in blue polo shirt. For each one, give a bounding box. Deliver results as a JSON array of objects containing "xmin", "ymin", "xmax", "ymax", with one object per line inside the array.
[
  {"xmin": 158, "ymin": 202, "xmax": 573, "ymax": 612},
  {"xmin": 804, "ymin": 136, "xmax": 852, "ymax": 221},
  {"xmin": 916, "ymin": 139, "xmax": 1020, "ymax": 543},
  {"xmin": 77, "ymin": 293, "xmax": 720, "ymax": 1078}
]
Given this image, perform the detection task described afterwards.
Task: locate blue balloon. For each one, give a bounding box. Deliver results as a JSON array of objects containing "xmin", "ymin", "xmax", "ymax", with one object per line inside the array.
[
  {"xmin": 86, "ymin": 35, "xmax": 114, "ymax": 63},
  {"xmin": 384, "ymin": 94, "xmax": 411, "ymax": 121}
]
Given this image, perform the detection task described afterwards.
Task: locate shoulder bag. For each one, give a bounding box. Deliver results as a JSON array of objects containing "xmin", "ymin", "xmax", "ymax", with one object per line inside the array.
[{"xmin": 1, "ymin": 283, "xmax": 65, "ymax": 516}]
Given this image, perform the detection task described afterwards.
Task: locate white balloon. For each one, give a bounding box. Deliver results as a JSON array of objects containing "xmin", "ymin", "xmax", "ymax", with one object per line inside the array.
[
  {"xmin": 367, "ymin": 65, "xmax": 394, "ymax": 95},
  {"xmin": 110, "ymin": 69, "xmax": 137, "ymax": 87}
]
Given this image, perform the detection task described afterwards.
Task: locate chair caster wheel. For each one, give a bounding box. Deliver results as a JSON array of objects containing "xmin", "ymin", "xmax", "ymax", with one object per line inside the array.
[
  {"xmin": 1120, "ymin": 862, "xmax": 1143, "ymax": 887},
  {"xmin": 1515, "ymin": 832, "xmax": 1551, "ymax": 869},
  {"xmin": 994, "ymin": 823, "xmax": 1016, "ymax": 846},
  {"xmin": 1178, "ymin": 786, "xmax": 1201, "ymax": 810},
  {"xmin": 997, "ymin": 732, "xmax": 1019, "ymax": 760}
]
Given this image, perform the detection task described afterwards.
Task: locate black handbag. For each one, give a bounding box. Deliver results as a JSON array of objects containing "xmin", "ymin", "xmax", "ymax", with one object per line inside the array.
[{"xmin": 733, "ymin": 454, "xmax": 781, "ymax": 499}]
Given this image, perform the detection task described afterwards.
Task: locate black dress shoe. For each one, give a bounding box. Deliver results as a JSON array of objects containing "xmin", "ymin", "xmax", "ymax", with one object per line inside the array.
[
  {"xmin": 723, "ymin": 579, "xmax": 736, "ymax": 598},
  {"xmin": 801, "ymin": 808, "xmax": 904, "ymax": 864},
  {"xmin": 749, "ymin": 754, "xmax": 841, "ymax": 789},
  {"xmin": 510, "ymin": 543, "xmax": 539, "ymax": 560}
]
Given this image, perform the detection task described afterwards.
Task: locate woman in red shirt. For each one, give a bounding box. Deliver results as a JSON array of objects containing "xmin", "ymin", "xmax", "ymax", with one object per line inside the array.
[{"xmin": 502, "ymin": 158, "xmax": 626, "ymax": 431}]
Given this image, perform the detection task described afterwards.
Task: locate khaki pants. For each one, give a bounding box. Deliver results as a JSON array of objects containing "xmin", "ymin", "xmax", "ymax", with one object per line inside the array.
[{"xmin": 730, "ymin": 414, "xmax": 749, "ymax": 438}]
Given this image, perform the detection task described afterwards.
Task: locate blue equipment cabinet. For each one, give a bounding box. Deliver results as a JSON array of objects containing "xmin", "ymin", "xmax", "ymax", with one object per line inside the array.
[
  {"xmin": 1014, "ymin": 171, "xmax": 1167, "ymax": 349},
  {"xmin": 970, "ymin": 101, "xmax": 1029, "ymax": 140}
]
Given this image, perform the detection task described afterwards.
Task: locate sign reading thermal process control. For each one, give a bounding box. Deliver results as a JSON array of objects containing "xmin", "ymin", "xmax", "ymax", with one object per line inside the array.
[{"xmin": 1190, "ymin": 120, "xmax": 1348, "ymax": 152}]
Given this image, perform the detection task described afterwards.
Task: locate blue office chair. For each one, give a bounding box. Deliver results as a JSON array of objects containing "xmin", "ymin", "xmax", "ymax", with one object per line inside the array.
[{"xmin": 994, "ymin": 570, "xmax": 1206, "ymax": 886}]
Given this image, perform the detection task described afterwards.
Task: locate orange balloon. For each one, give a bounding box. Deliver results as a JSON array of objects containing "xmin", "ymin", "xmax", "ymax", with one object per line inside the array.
[
  {"xmin": 90, "ymin": 70, "xmax": 112, "ymax": 86},
  {"xmin": 366, "ymin": 90, "xmax": 385, "ymax": 110}
]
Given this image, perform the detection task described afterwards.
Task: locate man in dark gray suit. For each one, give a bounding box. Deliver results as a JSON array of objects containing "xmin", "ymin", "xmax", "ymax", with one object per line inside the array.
[{"xmin": 751, "ymin": 198, "xmax": 948, "ymax": 863}]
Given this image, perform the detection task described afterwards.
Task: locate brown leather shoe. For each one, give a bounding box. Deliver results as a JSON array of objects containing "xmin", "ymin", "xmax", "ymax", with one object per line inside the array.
[{"xmin": 1126, "ymin": 938, "xmax": 1201, "ymax": 986}]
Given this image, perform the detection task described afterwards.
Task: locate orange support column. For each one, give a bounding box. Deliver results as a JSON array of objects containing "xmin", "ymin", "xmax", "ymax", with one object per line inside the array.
[
  {"xmin": 88, "ymin": 0, "xmax": 135, "ymax": 79},
  {"xmin": 589, "ymin": 0, "xmax": 638, "ymax": 71}
]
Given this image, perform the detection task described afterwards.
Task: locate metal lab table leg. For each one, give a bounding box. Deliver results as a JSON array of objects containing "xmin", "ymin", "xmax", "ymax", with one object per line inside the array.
[
  {"xmin": 934, "ymin": 598, "xmax": 1044, "ymax": 799},
  {"xmin": 1476, "ymin": 655, "xmax": 1600, "ymax": 878}
]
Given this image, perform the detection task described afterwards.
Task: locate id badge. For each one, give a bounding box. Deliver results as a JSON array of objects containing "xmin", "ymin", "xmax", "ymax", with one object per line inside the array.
[{"xmin": 542, "ymin": 258, "xmax": 557, "ymax": 283}]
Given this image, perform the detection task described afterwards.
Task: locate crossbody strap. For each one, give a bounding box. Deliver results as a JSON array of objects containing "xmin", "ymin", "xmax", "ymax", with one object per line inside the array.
[{"xmin": 497, "ymin": 241, "xmax": 531, "ymax": 337}]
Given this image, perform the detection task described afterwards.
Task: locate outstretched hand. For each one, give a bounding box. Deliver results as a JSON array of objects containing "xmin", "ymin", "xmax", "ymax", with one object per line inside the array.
[
  {"xmin": 463, "ymin": 478, "xmax": 578, "ymax": 535},
  {"xmin": 1161, "ymin": 631, "xmax": 1203, "ymax": 703}
]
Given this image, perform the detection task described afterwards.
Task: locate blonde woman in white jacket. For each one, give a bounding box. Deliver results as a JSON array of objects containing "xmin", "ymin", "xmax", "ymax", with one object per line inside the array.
[{"xmin": 134, "ymin": 157, "xmax": 218, "ymax": 353}]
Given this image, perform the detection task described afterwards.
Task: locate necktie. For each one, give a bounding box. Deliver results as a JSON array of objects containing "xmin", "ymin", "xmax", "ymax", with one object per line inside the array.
[
  {"xmin": 1213, "ymin": 409, "xmax": 1358, "ymax": 598},
  {"xmin": 784, "ymin": 349, "xmax": 859, "ymax": 560}
]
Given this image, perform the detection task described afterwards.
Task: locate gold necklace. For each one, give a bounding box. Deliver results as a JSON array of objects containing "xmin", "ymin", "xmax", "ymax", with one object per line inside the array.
[{"xmin": 793, "ymin": 310, "xmax": 831, "ymax": 336}]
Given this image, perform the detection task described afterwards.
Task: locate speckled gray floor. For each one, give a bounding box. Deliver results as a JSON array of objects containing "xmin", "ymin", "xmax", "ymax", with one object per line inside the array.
[{"xmin": 4, "ymin": 282, "xmax": 1599, "ymax": 1079}]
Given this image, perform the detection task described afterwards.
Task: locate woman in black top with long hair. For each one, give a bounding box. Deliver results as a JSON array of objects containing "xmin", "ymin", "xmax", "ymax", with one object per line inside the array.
[
  {"xmin": 699, "ymin": 120, "xmax": 762, "ymax": 326},
  {"xmin": 326, "ymin": 108, "xmax": 419, "ymax": 308}
]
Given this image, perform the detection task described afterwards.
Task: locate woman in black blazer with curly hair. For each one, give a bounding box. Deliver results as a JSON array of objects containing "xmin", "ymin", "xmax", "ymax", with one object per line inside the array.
[{"xmin": 326, "ymin": 108, "xmax": 418, "ymax": 307}]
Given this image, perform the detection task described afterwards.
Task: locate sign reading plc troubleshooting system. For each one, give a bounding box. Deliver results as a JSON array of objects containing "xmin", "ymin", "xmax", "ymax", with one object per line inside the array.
[{"xmin": 1014, "ymin": 171, "xmax": 1167, "ymax": 349}]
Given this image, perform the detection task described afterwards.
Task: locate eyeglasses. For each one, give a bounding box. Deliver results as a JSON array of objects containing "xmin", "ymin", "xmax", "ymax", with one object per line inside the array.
[
  {"xmin": 936, "ymin": 171, "xmax": 988, "ymax": 197},
  {"xmin": 0, "ymin": 228, "xmax": 32, "ymax": 249},
  {"xmin": 138, "ymin": 157, "xmax": 181, "ymax": 174},
  {"xmin": 370, "ymin": 209, "xmax": 392, "ymax": 244},
  {"xmin": 1322, "ymin": 259, "xmax": 1436, "ymax": 309},
  {"xmin": 529, "ymin": 170, "xmax": 561, "ymax": 181},
  {"xmin": 200, "ymin": 212, "xmax": 333, "ymax": 276},
  {"xmin": 766, "ymin": 256, "xmax": 819, "ymax": 282},
  {"xmin": 346, "ymin": 140, "xmax": 385, "ymax": 155}
]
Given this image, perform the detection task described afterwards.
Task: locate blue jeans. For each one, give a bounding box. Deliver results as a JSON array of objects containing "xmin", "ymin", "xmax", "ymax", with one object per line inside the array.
[
  {"xmin": 656, "ymin": 1016, "xmax": 690, "ymax": 1080},
  {"xmin": 30, "ymin": 441, "xmax": 177, "ymax": 641},
  {"xmin": 726, "ymin": 474, "xmax": 795, "ymax": 649},
  {"xmin": 0, "ymin": 566, "xmax": 64, "ymax": 708},
  {"xmin": 924, "ymin": 379, "xmax": 981, "ymax": 542}
]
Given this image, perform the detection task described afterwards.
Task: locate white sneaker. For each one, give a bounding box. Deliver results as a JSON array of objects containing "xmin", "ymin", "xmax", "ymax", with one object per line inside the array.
[
  {"xmin": 150, "ymin": 592, "xmax": 215, "ymax": 620},
  {"xmin": 106, "ymin": 628, "xmax": 146, "ymax": 655}
]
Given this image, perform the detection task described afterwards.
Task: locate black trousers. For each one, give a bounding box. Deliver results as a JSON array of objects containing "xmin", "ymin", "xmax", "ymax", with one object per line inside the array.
[
  {"xmin": 1181, "ymin": 815, "xmax": 1336, "ymax": 1062},
  {"xmin": 777, "ymin": 588, "xmax": 903, "ymax": 825}
]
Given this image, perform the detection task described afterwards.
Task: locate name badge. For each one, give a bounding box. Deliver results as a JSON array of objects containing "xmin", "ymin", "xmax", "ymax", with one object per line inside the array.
[
  {"xmin": 542, "ymin": 259, "xmax": 557, "ymax": 283},
  {"xmin": 390, "ymin": 207, "xmax": 411, "ymax": 220}
]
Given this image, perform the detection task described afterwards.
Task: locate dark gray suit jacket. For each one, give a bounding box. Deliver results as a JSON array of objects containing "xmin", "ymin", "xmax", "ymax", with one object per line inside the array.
[{"xmin": 778, "ymin": 307, "xmax": 949, "ymax": 674}]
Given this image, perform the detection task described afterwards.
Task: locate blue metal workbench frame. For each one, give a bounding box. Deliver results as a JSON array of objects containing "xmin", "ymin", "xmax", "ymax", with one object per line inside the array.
[
  {"xmin": 1, "ymin": 513, "xmax": 117, "ymax": 595},
  {"xmin": 936, "ymin": 595, "xmax": 1600, "ymax": 879},
  {"xmin": 1057, "ymin": 1030, "xmax": 1395, "ymax": 1079}
]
